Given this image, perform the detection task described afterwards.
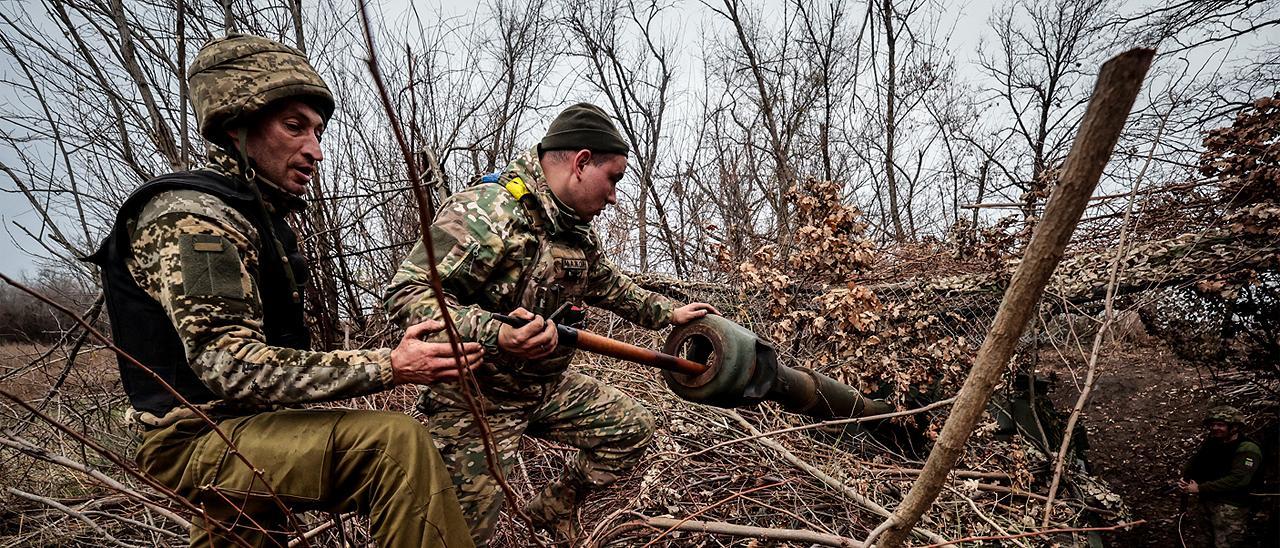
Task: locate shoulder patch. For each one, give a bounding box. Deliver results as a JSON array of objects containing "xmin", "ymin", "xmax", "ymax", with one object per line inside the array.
[
  {"xmin": 504, "ymin": 176, "xmax": 529, "ymax": 199},
  {"xmin": 136, "ymin": 190, "xmax": 258, "ymax": 242},
  {"xmin": 179, "ymin": 234, "xmax": 245, "ymax": 299}
]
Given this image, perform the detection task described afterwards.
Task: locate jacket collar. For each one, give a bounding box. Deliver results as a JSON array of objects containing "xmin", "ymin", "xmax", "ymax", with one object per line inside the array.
[
  {"xmin": 506, "ymin": 146, "xmax": 589, "ymax": 237},
  {"xmin": 203, "ymin": 144, "xmax": 308, "ymax": 212}
]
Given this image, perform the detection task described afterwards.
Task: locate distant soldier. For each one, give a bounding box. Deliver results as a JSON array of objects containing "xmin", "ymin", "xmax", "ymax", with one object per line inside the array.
[
  {"xmin": 1179, "ymin": 405, "xmax": 1262, "ymax": 548},
  {"xmin": 383, "ymin": 102, "xmax": 718, "ymax": 544},
  {"xmin": 87, "ymin": 33, "xmax": 478, "ymax": 547}
]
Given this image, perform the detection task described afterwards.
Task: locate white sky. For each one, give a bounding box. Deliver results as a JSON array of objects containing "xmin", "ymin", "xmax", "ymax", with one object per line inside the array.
[
  {"xmin": 0, "ymin": 0, "xmax": 994, "ymax": 279},
  {"xmin": 1, "ymin": 0, "xmax": 1271, "ymax": 278}
]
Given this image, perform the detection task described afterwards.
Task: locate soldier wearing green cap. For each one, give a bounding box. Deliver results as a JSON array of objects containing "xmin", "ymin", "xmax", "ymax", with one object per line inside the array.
[
  {"xmin": 87, "ymin": 33, "xmax": 477, "ymax": 547},
  {"xmin": 1179, "ymin": 405, "xmax": 1262, "ymax": 547},
  {"xmin": 383, "ymin": 102, "xmax": 718, "ymax": 544}
]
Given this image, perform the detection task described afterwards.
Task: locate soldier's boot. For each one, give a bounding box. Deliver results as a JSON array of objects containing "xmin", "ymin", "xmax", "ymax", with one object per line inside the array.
[{"xmin": 523, "ymin": 473, "xmax": 588, "ymax": 544}]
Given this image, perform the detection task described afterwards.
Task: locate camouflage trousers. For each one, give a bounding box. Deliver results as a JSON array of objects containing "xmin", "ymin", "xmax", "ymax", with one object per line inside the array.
[
  {"xmin": 418, "ymin": 371, "xmax": 656, "ymax": 546},
  {"xmin": 1207, "ymin": 501, "xmax": 1249, "ymax": 548},
  {"xmin": 137, "ymin": 408, "xmax": 474, "ymax": 548}
]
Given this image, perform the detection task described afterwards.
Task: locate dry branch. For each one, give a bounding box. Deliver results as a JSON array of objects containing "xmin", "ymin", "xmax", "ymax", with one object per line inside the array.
[
  {"xmin": 722, "ymin": 410, "xmax": 951, "ymax": 545},
  {"xmin": 643, "ymin": 516, "xmax": 863, "ymax": 547},
  {"xmin": 874, "ymin": 48, "xmax": 1155, "ymax": 548},
  {"xmin": 6, "ymin": 487, "xmax": 144, "ymax": 548},
  {"xmin": 0, "ymin": 435, "xmax": 191, "ymax": 529}
]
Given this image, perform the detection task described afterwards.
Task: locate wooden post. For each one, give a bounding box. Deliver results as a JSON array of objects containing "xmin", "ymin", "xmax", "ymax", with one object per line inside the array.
[{"xmin": 872, "ymin": 48, "xmax": 1154, "ymax": 548}]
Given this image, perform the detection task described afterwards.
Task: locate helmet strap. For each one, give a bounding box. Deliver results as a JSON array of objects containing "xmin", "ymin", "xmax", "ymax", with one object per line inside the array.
[
  {"xmin": 235, "ymin": 126, "xmax": 255, "ymax": 183},
  {"xmin": 233, "ymin": 124, "xmax": 304, "ymax": 304}
]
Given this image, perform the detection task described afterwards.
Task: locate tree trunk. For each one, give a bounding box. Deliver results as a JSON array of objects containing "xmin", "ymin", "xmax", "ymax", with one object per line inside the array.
[
  {"xmin": 873, "ymin": 48, "xmax": 1154, "ymax": 548},
  {"xmin": 881, "ymin": 0, "xmax": 905, "ymax": 242}
]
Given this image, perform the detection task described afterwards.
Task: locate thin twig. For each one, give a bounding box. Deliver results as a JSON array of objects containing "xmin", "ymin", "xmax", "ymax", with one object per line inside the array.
[
  {"xmin": 1041, "ymin": 97, "xmax": 1171, "ymax": 526},
  {"xmin": 917, "ymin": 519, "xmax": 1145, "ymax": 547},
  {"xmin": 643, "ymin": 516, "xmax": 863, "ymax": 547},
  {"xmin": 353, "ymin": 3, "xmax": 539, "ymax": 543},
  {"xmin": 682, "ymin": 397, "xmax": 955, "ymax": 459}
]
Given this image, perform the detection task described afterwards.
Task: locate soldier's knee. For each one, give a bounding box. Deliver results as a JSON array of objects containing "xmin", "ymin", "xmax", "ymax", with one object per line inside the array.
[
  {"xmin": 336, "ymin": 410, "xmax": 434, "ymax": 456},
  {"xmin": 615, "ymin": 404, "xmax": 656, "ymax": 451}
]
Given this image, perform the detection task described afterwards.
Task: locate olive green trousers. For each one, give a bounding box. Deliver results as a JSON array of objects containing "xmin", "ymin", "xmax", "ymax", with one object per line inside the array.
[{"xmin": 137, "ymin": 408, "xmax": 474, "ymax": 548}]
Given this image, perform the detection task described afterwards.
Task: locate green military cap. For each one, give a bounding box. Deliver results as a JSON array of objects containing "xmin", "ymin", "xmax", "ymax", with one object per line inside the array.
[
  {"xmin": 188, "ymin": 33, "xmax": 335, "ymax": 141},
  {"xmin": 1205, "ymin": 405, "xmax": 1245, "ymax": 425},
  {"xmin": 540, "ymin": 103, "xmax": 629, "ymax": 155}
]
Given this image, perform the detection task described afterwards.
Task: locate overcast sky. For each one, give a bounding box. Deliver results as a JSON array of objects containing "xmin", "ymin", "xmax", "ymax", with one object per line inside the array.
[
  {"xmin": 2, "ymin": 0, "xmax": 1269, "ymax": 280},
  {"xmin": 0, "ymin": 0, "xmax": 997, "ymax": 280}
]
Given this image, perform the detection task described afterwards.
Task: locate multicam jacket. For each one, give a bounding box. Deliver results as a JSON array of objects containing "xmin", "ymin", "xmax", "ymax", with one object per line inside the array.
[
  {"xmin": 93, "ymin": 147, "xmax": 393, "ymax": 426},
  {"xmin": 383, "ymin": 146, "xmax": 676, "ymax": 386}
]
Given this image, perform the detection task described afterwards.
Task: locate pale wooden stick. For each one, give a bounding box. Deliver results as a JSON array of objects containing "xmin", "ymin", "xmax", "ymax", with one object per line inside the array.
[{"xmin": 644, "ymin": 516, "xmax": 863, "ymax": 547}]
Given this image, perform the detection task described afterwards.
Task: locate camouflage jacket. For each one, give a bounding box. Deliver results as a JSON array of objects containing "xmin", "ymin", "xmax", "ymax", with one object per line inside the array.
[
  {"xmin": 384, "ymin": 146, "xmax": 676, "ymax": 387},
  {"xmin": 1184, "ymin": 436, "xmax": 1263, "ymax": 506},
  {"xmin": 123, "ymin": 147, "xmax": 392, "ymax": 425}
]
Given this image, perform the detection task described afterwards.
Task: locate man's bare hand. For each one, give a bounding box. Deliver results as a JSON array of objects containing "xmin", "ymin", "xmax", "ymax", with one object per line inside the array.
[
  {"xmin": 672, "ymin": 302, "xmax": 720, "ymax": 325},
  {"xmin": 497, "ymin": 307, "xmax": 558, "ymax": 360},
  {"xmin": 390, "ymin": 319, "xmax": 483, "ymax": 385},
  {"xmin": 1177, "ymin": 478, "xmax": 1199, "ymax": 493}
]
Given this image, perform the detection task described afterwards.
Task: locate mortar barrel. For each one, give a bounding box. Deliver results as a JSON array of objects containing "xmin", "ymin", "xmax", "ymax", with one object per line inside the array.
[
  {"xmin": 769, "ymin": 365, "xmax": 895, "ymax": 419},
  {"xmin": 661, "ymin": 315, "xmax": 891, "ymax": 419}
]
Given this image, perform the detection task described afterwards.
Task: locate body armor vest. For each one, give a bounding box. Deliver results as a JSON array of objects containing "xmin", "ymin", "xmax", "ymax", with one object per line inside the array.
[
  {"xmin": 494, "ymin": 173, "xmax": 599, "ymax": 383},
  {"xmin": 86, "ymin": 170, "xmax": 311, "ymax": 417}
]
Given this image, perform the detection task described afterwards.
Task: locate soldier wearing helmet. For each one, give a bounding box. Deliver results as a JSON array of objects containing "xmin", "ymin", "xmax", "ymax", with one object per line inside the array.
[
  {"xmin": 383, "ymin": 103, "xmax": 719, "ymax": 544},
  {"xmin": 1179, "ymin": 405, "xmax": 1262, "ymax": 547},
  {"xmin": 87, "ymin": 34, "xmax": 477, "ymax": 547}
]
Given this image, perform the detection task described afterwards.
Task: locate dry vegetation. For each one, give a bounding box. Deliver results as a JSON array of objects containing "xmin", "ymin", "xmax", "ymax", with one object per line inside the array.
[{"xmin": 2, "ymin": 0, "xmax": 1279, "ymax": 545}]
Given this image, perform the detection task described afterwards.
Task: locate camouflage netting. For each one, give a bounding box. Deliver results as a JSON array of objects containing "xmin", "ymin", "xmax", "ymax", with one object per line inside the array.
[{"xmin": 601, "ymin": 187, "xmax": 1278, "ymax": 546}]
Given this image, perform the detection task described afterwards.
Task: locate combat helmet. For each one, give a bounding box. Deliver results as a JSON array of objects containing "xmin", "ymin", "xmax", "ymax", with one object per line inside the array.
[
  {"xmin": 1204, "ymin": 405, "xmax": 1246, "ymax": 425},
  {"xmin": 187, "ymin": 33, "xmax": 334, "ymax": 142}
]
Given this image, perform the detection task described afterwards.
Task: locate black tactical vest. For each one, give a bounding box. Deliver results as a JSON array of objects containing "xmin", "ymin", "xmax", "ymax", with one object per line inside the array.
[{"xmin": 85, "ymin": 170, "xmax": 311, "ymax": 417}]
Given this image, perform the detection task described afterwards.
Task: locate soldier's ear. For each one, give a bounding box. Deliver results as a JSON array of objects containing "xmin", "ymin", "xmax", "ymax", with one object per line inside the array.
[{"xmin": 573, "ymin": 149, "xmax": 592, "ymax": 175}]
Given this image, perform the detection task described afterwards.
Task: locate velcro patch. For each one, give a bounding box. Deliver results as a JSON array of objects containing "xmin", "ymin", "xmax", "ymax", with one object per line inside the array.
[
  {"xmin": 192, "ymin": 240, "xmax": 223, "ymax": 252},
  {"xmin": 179, "ymin": 234, "xmax": 245, "ymax": 299}
]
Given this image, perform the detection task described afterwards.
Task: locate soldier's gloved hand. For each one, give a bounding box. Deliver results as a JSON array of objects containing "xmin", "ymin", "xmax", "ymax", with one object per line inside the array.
[
  {"xmin": 498, "ymin": 307, "xmax": 559, "ymax": 360},
  {"xmin": 671, "ymin": 302, "xmax": 720, "ymax": 325},
  {"xmin": 390, "ymin": 319, "xmax": 483, "ymax": 385}
]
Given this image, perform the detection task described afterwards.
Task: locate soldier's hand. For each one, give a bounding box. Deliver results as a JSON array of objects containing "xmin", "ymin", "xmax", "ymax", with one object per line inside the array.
[
  {"xmin": 671, "ymin": 302, "xmax": 720, "ymax": 325},
  {"xmin": 497, "ymin": 307, "xmax": 558, "ymax": 359},
  {"xmin": 1177, "ymin": 478, "xmax": 1199, "ymax": 493},
  {"xmin": 390, "ymin": 319, "xmax": 483, "ymax": 385}
]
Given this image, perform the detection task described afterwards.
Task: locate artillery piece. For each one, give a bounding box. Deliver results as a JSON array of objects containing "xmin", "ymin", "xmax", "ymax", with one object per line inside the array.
[{"xmin": 494, "ymin": 313, "xmax": 891, "ymax": 419}]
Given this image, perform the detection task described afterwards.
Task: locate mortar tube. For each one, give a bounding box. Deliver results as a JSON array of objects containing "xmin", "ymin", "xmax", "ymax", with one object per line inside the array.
[{"xmin": 770, "ymin": 366, "xmax": 894, "ymax": 419}]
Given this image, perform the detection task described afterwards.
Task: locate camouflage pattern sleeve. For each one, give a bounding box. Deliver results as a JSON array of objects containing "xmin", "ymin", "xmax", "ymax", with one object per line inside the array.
[
  {"xmin": 382, "ymin": 185, "xmax": 515, "ymax": 354},
  {"xmin": 580, "ymin": 236, "xmax": 676, "ymax": 330},
  {"xmin": 128, "ymin": 190, "xmax": 393, "ymax": 404}
]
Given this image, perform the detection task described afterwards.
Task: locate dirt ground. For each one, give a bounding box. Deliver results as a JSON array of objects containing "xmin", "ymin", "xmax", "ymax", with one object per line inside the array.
[{"xmin": 1041, "ymin": 343, "xmax": 1279, "ymax": 547}]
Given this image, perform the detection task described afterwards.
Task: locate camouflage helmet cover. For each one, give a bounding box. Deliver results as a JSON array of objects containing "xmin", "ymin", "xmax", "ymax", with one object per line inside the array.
[
  {"xmin": 1205, "ymin": 405, "xmax": 1245, "ymax": 425},
  {"xmin": 187, "ymin": 33, "xmax": 334, "ymax": 141}
]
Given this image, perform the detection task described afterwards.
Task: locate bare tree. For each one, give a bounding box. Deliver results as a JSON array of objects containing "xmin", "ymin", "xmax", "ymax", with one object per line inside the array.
[
  {"xmin": 562, "ymin": 0, "xmax": 691, "ymax": 275},
  {"xmin": 976, "ymin": 0, "xmax": 1115, "ymax": 221}
]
